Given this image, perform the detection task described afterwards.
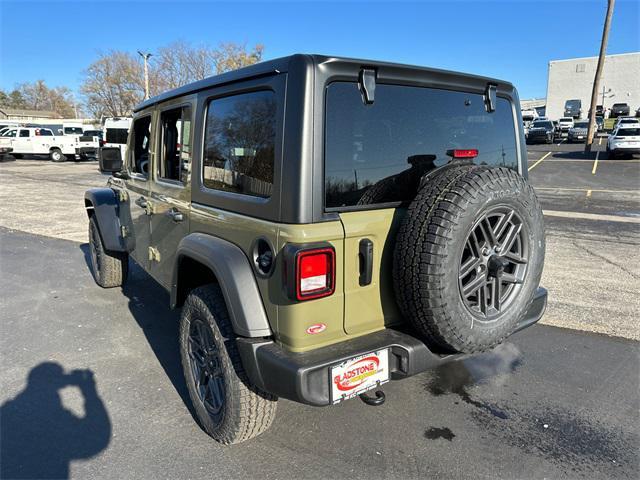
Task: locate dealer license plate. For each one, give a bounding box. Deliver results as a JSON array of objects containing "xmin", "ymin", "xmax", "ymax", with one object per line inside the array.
[{"xmin": 330, "ymin": 349, "xmax": 389, "ymax": 404}]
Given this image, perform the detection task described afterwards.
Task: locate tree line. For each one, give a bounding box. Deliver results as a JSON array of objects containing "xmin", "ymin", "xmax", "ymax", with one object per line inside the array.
[{"xmin": 0, "ymin": 41, "xmax": 263, "ymax": 120}]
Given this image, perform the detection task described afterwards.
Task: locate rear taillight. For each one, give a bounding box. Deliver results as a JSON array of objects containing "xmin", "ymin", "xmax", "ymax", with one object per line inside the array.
[
  {"xmin": 291, "ymin": 247, "xmax": 335, "ymax": 301},
  {"xmin": 447, "ymin": 149, "xmax": 479, "ymax": 159}
]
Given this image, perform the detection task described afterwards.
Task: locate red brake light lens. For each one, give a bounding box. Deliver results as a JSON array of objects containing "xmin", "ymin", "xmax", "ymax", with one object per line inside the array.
[
  {"xmin": 447, "ymin": 149, "xmax": 479, "ymax": 159},
  {"xmin": 296, "ymin": 248, "xmax": 335, "ymax": 301}
]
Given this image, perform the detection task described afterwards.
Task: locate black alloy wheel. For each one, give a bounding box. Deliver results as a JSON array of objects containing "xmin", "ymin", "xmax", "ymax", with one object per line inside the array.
[
  {"xmin": 458, "ymin": 206, "xmax": 528, "ymax": 321},
  {"xmin": 187, "ymin": 318, "xmax": 225, "ymax": 421}
]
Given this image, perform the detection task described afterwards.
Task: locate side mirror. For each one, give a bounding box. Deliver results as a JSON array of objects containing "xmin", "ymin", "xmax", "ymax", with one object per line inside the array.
[{"xmin": 98, "ymin": 147, "xmax": 123, "ymax": 174}]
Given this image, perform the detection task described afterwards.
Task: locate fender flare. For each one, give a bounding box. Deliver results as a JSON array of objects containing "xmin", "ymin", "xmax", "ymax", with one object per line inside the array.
[
  {"xmin": 84, "ymin": 188, "xmax": 132, "ymax": 252},
  {"xmin": 172, "ymin": 233, "xmax": 272, "ymax": 338}
]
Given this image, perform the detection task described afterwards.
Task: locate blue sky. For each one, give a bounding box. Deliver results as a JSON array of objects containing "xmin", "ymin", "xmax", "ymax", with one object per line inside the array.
[{"xmin": 1, "ymin": 0, "xmax": 638, "ymax": 100}]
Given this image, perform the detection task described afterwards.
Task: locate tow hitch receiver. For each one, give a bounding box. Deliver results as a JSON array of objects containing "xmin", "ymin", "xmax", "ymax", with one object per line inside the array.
[{"xmin": 359, "ymin": 390, "xmax": 386, "ymax": 406}]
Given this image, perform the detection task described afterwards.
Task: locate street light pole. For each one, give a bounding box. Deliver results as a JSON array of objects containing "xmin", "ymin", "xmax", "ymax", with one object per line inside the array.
[
  {"xmin": 585, "ymin": 0, "xmax": 615, "ymax": 154},
  {"xmin": 138, "ymin": 51, "xmax": 153, "ymax": 100}
]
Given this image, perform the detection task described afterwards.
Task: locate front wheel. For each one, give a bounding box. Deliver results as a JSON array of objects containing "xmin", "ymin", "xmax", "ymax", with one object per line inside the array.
[
  {"xmin": 179, "ymin": 284, "xmax": 277, "ymax": 444},
  {"xmin": 50, "ymin": 148, "xmax": 66, "ymax": 162},
  {"xmin": 88, "ymin": 216, "xmax": 128, "ymax": 287}
]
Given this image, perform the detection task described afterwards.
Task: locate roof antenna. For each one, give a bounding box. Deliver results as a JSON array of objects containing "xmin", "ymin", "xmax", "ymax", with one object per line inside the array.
[{"xmin": 359, "ymin": 68, "xmax": 376, "ymax": 105}]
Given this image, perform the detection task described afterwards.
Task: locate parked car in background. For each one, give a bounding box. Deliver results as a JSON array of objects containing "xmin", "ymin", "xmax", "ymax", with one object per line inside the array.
[
  {"xmin": 526, "ymin": 120, "xmax": 556, "ymax": 144},
  {"xmin": 607, "ymin": 124, "xmax": 640, "ymax": 158},
  {"xmin": 102, "ymin": 117, "xmax": 131, "ymax": 158},
  {"xmin": 610, "ymin": 103, "xmax": 630, "ymax": 118},
  {"xmin": 564, "ymin": 99, "xmax": 582, "ymax": 119},
  {"xmin": 0, "ymin": 126, "xmax": 99, "ymax": 161},
  {"xmin": 557, "ymin": 117, "xmax": 574, "ymax": 135},
  {"xmin": 614, "ymin": 116, "xmax": 640, "ymax": 129},
  {"xmin": 595, "ymin": 116, "xmax": 604, "ymax": 132},
  {"xmin": 62, "ymin": 122, "xmax": 85, "ymax": 135},
  {"xmin": 568, "ymin": 121, "xmax": 589, "ymax": 143},
  {"xmin": 635, "ymin": 106, "xmax": 640, "ymax": 118}
]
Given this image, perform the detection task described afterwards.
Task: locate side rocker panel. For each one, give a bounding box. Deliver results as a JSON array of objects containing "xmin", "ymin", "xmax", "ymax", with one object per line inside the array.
[
  {"xmin": 172, "ymin": 233, "xmax": 272, "ymax": 338},
  {"xmin": 84, "ymin": 188, "xmax": 132, "ymax": 252}
]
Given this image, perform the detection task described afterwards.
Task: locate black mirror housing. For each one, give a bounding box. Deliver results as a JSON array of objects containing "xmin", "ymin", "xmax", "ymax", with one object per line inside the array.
[{"xmin": 98, "ymin": 147, "xmax": 123, "ymax": 174}]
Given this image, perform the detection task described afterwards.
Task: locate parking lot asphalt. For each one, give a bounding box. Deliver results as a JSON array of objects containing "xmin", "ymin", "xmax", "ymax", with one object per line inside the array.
[
  {"xmin": 1, "ymin": 227, "xmax": 638, "ymax": 480},
  {"xmin": 526, "ymin": 140, "xmax": 640, "ymax": 217}
]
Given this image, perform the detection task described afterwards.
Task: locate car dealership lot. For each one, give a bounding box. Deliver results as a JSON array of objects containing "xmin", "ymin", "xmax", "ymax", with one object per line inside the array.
[{"xmin": 0, "ymin": 148, "xmax": 639, "ymax": 478}]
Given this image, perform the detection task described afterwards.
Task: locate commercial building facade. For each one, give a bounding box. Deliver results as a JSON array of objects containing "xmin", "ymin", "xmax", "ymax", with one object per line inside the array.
[{"xmin": 545, "ymin": 52, "xmax": 639, "ymax": 120}]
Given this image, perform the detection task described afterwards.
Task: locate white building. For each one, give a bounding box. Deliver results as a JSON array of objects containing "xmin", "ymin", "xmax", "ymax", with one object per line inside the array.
[{"xmin": 545, "ymin": 52, "xmax": 640, "ymax": 120}]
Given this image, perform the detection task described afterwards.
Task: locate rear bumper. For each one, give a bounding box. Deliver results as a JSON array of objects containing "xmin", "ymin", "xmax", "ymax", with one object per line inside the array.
[
  {"xmin": 76, "ymin": 147, "xmax": 97, "ymax": 158},
  {"xmin": 611, "ymin": 148, "xmax": 640, "ymax": 155},
  {"xmin": 238, "ymin": 287, "xmax": 547, "ymax": 406}
]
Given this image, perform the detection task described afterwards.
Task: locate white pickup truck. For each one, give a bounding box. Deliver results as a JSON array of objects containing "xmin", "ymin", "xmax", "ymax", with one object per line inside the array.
[{"xmin": 0, "ymin": 127, "xmax": 99, "ymax": 162}]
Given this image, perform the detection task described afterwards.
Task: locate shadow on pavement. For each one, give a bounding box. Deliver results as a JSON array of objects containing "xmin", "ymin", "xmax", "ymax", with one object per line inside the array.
[
  {"xmin": 79, "ymin": 244, "xmax": 193, "ymax": 415},
  {"xmin": 0, "ymin": 363, "xmax": 111, "ymax": 479}
]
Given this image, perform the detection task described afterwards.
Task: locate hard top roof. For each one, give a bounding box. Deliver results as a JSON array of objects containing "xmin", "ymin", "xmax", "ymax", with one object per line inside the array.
[{"xmin": 134, "ymin": 53, "xmax": 512, "ymax": 113}]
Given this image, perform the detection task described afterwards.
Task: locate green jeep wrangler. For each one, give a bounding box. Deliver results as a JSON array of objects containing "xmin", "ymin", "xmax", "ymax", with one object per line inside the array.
[{"xmin": 85, "ymin": 54, "xmax": 546, "ymax": 444}]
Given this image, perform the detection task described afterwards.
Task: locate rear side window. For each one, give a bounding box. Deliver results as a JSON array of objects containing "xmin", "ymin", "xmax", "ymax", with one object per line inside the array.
[
  {"xmin": 19, "ymin": 130, "xmax": 29, "ymax": 137},
  {"xmin": 325, "ymin": 83, "xmax": 518, "ymax": 208},
  {"xmin": 158, "ymin": 105, "xmax": 192, "ymax": 183},
  {"xmin": 202, "ymin": 90, "xmax": 276, "ymax": 198}
]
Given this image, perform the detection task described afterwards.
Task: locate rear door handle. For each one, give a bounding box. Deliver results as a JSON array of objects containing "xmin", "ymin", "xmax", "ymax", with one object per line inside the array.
[
  {"xmin": 359, "ymin": 238, "xmax": 374, "ymax": 286},
  {"xmin": 166, "ymin": 209, "xmax": 184, "ymax": 223}
]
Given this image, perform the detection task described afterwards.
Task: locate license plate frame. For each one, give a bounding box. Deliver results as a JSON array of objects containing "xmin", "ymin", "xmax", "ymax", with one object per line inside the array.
[{"xmin": 330, "ymin": 349, "xmax": 389, "ymax": 404}]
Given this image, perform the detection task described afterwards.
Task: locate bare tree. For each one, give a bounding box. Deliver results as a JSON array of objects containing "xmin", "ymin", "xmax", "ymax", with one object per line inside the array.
[
  {"xmin": 211, "ymin": 42, "xmax": 264, "ymax": 75},
  {"xmin": 81, "ymin": 51, "xmax": 145, "ymax": 118},
  {"xmin": 81, "ymin": 42, "xmax": 264, "ymax": 118},
  {"xmin": 1, "ymin": 81, "xmax": 76, "ymax": 117}
]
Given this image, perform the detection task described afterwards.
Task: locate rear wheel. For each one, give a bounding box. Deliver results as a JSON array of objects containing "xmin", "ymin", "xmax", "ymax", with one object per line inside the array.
[
  {"xmin": 50, "ymin": 148, "xmax": 66, "ymax": 162},
  {"xmin": 394, "ymin": 165, "xmax": 545, "ymax": 353},
  {"xmin": 179, "ymin": 284, "xmax": 277, "ymax": 444}
]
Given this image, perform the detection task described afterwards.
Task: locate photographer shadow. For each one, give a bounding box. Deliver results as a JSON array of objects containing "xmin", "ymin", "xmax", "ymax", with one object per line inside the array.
[{"xmin": 0, "ymin": 362, "xmax": 111, "ymax": 479}]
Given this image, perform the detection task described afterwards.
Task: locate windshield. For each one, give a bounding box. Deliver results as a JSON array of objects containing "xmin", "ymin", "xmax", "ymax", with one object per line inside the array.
[
  {"xmin": 616, "ymin": 128, "xmax": 640, "ymax": 137},
  {"xmin": 574, "ymin": 122, "xmax": 589, "ymax": 128},
  {"xmin": 532, "ymin": 121, "xmax": 552, "ymax": 129},
  {"xmin": 612, "ymin": 104, "xmax": 627, "ymax": 108},
  {"xmin": 325, "ymin": 82, "xmax": 518, "ymax": 208},
  {"xmin": 565, "ymin": 100, "xmax": 580, "ymax": 108},
  {"xmin": 64, "ymin": 127, "xmax": 84, "ymax": 135},
  {"xmin": 560, "ymin": 118, "xmax": 572, "ymax": 123}
]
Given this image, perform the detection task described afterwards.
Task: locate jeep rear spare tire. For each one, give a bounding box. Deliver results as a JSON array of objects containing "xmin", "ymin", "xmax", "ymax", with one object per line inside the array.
[{"xmin": 394, "ymin": 165, "xmax": 544, "ymax": 353}]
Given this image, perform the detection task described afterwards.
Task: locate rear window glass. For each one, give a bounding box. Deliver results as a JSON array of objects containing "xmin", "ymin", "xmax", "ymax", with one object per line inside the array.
[
  {"xmin": 325, "ymin": 82, "xmax": 518, "ymax": 209},
  {"xmin": 617, "ymin": 128, "xmax": 640, "ymax": 136},
  {"xmin": 64, "ymin": 127, "xmax": 84, "ymax": 135},
  {"xmin": 105, "ymin": 128, "xmax": 128, "ymax": 144}
]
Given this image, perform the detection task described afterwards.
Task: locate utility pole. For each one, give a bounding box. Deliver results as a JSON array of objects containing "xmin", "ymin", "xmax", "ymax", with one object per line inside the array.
[
  {"xmin": 138, "ymin": 51, "xmax": 153, "ymax": 100},
  {"xmin": 585, "ymin": 0, "xmax": 615, "ymax": 154}
]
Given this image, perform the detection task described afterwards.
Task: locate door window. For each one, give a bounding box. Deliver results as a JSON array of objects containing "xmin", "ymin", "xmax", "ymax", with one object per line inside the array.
[
  {"xmin": 129, "ymin": 116, "xmax": 152, "ymax": 177},
  {"xmin": 19, "ymin": 130, "xmax": 29, "ymax": 137},
  {"xmin": 158, "ymin": 106, "xmax": 192, "ymax": 183}
]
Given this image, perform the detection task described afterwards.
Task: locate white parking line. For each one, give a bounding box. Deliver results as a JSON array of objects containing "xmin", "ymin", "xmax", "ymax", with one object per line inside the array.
[
  {"xmin": 543, "ymin": 209, "xmax": 640, "ymax": 224},
  {"xmin": 528, "ymin": 151, "xmax": 552, "ymax": 171}
]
